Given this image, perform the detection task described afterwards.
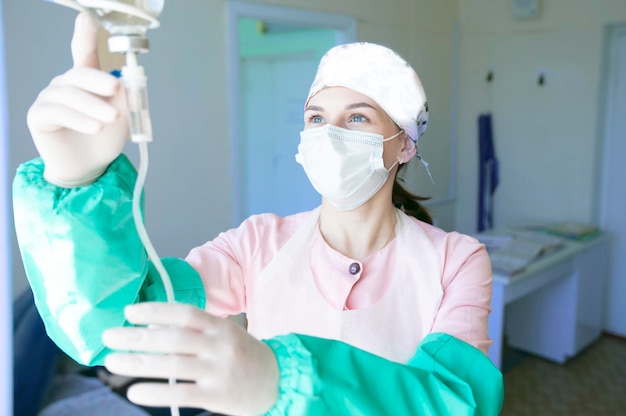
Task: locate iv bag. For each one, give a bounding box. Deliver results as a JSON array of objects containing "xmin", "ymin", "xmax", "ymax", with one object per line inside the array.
[{"xmin": 45, "ymin": 0, "xmax": 164, "ymax": 35}]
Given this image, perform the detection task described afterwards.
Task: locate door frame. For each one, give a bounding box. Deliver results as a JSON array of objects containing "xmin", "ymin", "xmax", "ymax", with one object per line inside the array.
[
  {"xmin": 596, "ymin": 23, "xmax": 626, "ymax": 219},
  {"xmin": 595, "ymin": 23, "xmax": 626, "ymax": 336},
  {"xmin": 227, "ymin": 1, "xmax": 356, "ymax": 226},
  {"xmin": 0, "ymin": 2, "xmax": 12, "ymax": 412}
]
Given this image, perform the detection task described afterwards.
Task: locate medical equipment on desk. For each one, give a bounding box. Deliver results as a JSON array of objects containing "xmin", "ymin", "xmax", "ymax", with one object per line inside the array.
[{"xmin": 43, "ymin": 2, "xmax": 179, "ymax": 415}]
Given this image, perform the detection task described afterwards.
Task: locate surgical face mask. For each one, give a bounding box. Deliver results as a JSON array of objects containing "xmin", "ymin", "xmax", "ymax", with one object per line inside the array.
[{"xmin": 295, "ymin": 124, "xmax": 403, "ymax": 211}]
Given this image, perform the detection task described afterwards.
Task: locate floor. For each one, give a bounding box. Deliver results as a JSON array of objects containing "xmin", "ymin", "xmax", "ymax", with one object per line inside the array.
[{"xmin": 501, "ymin": 334, "xmax": 626, "ymax": 415}]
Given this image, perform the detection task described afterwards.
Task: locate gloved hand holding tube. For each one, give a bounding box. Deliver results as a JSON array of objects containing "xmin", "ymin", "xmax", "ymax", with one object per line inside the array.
[
  {"xmin": 27, "ymin": 12, "xmax": 129, "ymax": 188},
  {"xmin": 102, "ymin": 302, "xmax": 280, "ymax": 416}
]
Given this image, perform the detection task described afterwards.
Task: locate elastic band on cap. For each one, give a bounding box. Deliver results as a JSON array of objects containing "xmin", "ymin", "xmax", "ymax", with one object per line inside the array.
[{"xmin": 416, "ymin": 153, "xmax": 435, "ymax": 185}]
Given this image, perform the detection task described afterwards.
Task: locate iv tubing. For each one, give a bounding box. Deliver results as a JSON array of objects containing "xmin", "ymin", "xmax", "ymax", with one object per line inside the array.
[
  {"xmin": 127, "ymin": 57, "xmax": 180, "ymax": 416},
  {"xmin": 133, "ymin": 143, "xmax": 180, "ymax": 416},
  {"xmin": 132, "ymin": 143, "xmax": 176, "ymax": 304},
  {"xmin": 125, "ymin": 51, "xmax": 174, "ymax": 303}
]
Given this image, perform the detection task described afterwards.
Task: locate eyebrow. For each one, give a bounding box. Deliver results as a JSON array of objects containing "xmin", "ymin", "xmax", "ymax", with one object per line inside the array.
[
  {"xmin": 304, "ymin": 102, "xmax": 378, "ymax": 112},
  {"xmin": 346, "ymin": 102, "xmax": 377, "ymax": 111}
]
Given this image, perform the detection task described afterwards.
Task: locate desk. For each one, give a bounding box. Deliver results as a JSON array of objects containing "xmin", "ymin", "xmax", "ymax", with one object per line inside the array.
[{"xmin": 487, "ymin": 233, "xmax": 609, "ymax": 369}]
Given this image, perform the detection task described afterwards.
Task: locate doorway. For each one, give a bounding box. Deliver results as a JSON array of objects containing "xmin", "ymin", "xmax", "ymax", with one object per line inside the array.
[
  {"xmin": 598, "ymin": 24, "xmax": 626, "ymax": 337},
  {"xmin": 240, "ymin": 50, "xmax": 322, "ymax": 217},
  {"xmin": 227, "ymin": 1, "xmax": 356, "ymax": 225}
]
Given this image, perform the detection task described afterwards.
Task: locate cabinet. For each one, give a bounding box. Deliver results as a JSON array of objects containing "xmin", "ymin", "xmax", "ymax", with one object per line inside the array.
[{"xmin": 488, "ymin": 234, "xmax": 609, "ymax": 368}]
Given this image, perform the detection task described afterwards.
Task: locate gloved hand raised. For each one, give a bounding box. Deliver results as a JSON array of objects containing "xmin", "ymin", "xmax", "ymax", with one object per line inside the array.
[
  {"xmin": 103, "ymin": 302, "xmax": 280, "ymax": 416},
  {"xmin": 27, "ymin": 12, "xmax": 129, "ymax": 187}
]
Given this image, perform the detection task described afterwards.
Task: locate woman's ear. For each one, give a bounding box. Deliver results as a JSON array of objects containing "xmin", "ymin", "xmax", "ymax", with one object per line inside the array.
[{"xmin": 399, "ymin": 133, "xmax": 417, "ymax": 162}]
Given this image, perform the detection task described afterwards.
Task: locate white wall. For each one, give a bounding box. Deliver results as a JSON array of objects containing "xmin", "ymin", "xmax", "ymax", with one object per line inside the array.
[
  {"xmin": 455, "ymin": 0, "xmax": 626, "ymax": 233},
  {"xmin": 4, "ymin": 0, "xmax": 458, "ymax": 295},
  {"xmin": 7, "ymin": 0, "xmax": 624, "ymax": 299},
  {"xmin": 5, "ymin": 2, "xmax": 76, "ymax": 298}
]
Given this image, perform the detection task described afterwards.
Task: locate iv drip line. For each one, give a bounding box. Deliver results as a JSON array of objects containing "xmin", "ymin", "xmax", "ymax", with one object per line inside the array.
[
  {"xmin": 132, "ymin": 143, "xmax": 176, "ymax": 306},
  {"xmin": 132, "ymin": 142, "xmax": 179, "ymax": 416},
  {"xmin": 43, "ymin": 3, "xmax": 178, "ymax": 414},
  {"xmin": 125, "ymin": 50, "xmax": 180, "ymax": 416}
]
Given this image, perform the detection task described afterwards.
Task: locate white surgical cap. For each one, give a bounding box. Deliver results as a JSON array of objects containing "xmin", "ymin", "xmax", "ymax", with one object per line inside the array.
[{"xmin": 306, "ymin": 42, "xmax": 429, "ymax": 160}]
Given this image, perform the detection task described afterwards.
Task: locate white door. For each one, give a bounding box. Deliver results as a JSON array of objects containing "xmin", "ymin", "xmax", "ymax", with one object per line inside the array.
[
  {"xmin": 240, "ymin": 53, "xmax": 321, "ymax": 218},
  {"xmin": 227, "ymin": 2, "xmax": 356, "ymax": 225},
  {"xmin": 599, "ymin": 25, "xmax": 626, "ymax": 337}
]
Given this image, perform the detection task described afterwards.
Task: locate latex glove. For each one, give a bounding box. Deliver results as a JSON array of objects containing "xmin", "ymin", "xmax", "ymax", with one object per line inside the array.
[
  {"xmin": 102, "ymin": 302, "xmax": 280, "ymax": 416},
  {"xmin": 27, "ymin": 12, "xmax": 129, "ymax": 187}
]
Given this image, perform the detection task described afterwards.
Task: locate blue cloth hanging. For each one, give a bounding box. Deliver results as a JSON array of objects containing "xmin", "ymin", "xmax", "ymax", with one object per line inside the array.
[{"xmin": 477, "ymin": 113, "xmax": 499, "ymax": 232}]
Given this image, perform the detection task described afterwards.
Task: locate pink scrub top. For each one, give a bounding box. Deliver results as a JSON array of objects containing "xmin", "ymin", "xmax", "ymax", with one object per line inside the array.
[{"xmin": 186, "ymin": 207, "xmax": 493, "ymax": 361}]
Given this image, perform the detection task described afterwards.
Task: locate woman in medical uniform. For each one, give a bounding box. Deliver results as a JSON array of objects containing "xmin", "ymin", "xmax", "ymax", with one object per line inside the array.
[{"xmin": 13, "ymin": 13, "xmax": 503, "ymax": 416}]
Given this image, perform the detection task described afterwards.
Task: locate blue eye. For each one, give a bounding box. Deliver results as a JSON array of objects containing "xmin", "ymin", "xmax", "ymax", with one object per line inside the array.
[
  {"xmin": 350, "ymin": 114, "xmax": 367, "ymax": 122},
  {"xmin": 310, "ymin": 115, "xmax": 324, "ymax": 123}
]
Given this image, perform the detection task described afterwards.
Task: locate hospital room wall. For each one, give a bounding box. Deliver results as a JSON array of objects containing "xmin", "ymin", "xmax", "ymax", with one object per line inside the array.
[
  {"xmin": 0, "ymin": 2, "xmax": 12, "ymax": 412},
  {"xmin": 455, "ymin": 1, "xmax": 626, "ymax": 233},
  {"xmin": 3, "ymin": 0, "xmax": 459, "ymax": 299}
]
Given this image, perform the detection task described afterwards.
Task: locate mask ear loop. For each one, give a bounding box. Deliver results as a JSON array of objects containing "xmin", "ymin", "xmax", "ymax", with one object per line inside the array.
[
  {"xmin": 385, "ymin": 129, "xmax": 405, "ymax": 172},
  {"xmin": 387, "ymin": 151, "xmax": 406, "ymax": 172},
  {"xmin": 383, "ymin": 129, "xmax": 404, "ymax": 142}
]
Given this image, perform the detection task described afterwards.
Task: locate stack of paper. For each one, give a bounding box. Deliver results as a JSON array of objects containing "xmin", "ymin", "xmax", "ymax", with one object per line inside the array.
[
  {"xmin": 476, "ymin": 231, "xmax": 565, "ymax": 275},
  {"xmin": 543, "ymin": 222, "xmax": 600, "ymax": 240}
]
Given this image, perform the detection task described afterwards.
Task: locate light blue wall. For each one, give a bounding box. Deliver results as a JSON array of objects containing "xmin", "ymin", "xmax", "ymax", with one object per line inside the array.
[{"xmin": 238, "ymin": 18, "xmax": 335, "ymax": 60}]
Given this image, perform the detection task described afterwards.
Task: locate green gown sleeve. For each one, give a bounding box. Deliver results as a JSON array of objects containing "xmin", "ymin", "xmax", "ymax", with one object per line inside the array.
[
  {"xmin": 263, "ymin": 332, "xmax": 503, "ymax": 416},
  {"xmin": 12, "ymin": 155, "xmax": 206, "ymax": 367}
]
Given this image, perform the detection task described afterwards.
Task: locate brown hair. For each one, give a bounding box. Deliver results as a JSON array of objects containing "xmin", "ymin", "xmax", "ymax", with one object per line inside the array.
[{"xmin": 392, "ymin": 164, "xmax": 433, "ymax": 224}]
